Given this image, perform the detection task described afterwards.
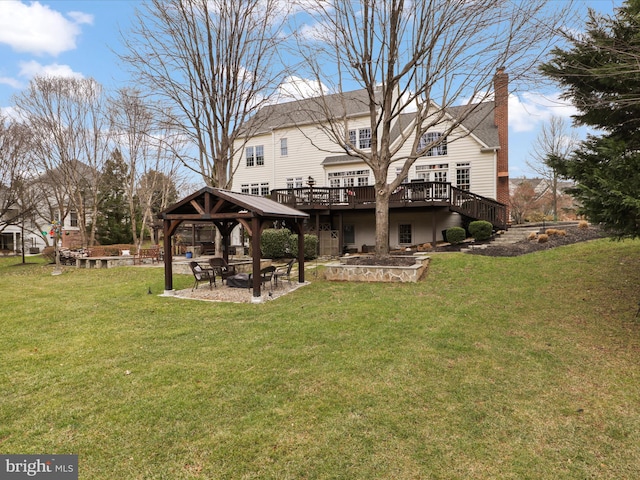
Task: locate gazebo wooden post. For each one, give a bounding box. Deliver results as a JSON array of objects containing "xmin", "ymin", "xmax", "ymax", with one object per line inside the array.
[
  {"xmin": 251, "ymin": 216, "xmax": 262, "ymax": 299},
  {"xmin": 163, "ymin": 219, "xmax": 173, "ymax": 292},
  {"xmin": 296, "ymin": 219, "xmax": 305, "ymax": 283}
]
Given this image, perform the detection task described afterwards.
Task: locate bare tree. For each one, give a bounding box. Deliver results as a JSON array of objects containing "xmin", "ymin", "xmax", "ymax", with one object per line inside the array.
[
  {"xmin": 109, "ymin": 88, "xmax": 189, "ymax": 248},
  {"xmin": 119, "ymin": 0, "xmax": 290, "ymax": 190},
  {"xmin": 295, "ymin": 0, "xmax": 572, "ymax": 255},
  {"xmin": 0, "ymin": 113, "xmax": 36, "ymax": 233},
  {"xmin": 109, "ymin": 88, "xmax": 154, "ymax": 247},
  {"xmin": 13, "ymin": 76, "xmax": 112, "ymax": 247},
  {"xmin": 528, "ymin": 116, "xmax": 578, "ymax": 221}
]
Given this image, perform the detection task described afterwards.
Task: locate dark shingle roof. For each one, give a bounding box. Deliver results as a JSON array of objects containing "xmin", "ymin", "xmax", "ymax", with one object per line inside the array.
[{"xmin": 243, "ymin": 89, "xmax": 499, "ymax": 149}]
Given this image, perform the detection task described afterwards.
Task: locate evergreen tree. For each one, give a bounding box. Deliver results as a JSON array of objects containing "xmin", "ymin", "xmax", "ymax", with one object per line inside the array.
[
  {"xmin": 96, "ymin": 149, "xmax": 133, "ymax": 244},
  {"xmin": 541, "ymin": 1, "xmax": 640, "ymax": 237}
]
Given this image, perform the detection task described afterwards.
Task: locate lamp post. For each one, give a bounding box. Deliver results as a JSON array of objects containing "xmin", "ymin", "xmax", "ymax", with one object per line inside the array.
[{"xmin": 307, "ymin": 176, "xmax": 315, "ymax": 203}]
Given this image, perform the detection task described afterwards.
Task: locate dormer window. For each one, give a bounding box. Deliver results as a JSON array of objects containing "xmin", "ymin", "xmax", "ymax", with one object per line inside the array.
[{"xmin": 419, "ymin": 132, "xmax": 447, "ymax": 156}]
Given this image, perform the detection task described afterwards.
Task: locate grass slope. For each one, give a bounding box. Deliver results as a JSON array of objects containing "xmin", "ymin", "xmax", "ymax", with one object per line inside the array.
[{"xmin": 1, "ymin": 239, "xmax": 639, "ymax": 479}]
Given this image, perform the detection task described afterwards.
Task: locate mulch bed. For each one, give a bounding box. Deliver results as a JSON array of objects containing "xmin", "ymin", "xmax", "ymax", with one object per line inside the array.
[
  {"xmin": 345, "ymin": 225, "xmax": 606, "ymax": 264},
  {"xmin": 465, "ymin": 225, "xmax": 606, "ymax": 257}
]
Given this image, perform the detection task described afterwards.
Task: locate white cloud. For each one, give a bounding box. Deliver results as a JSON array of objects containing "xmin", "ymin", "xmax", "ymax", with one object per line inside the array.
[
  {"xmin": 0, "ymin": 76, "xmax": 22, "ymax": 88},
  {"xmin": 509, "ymin": 92, "xmax": 577, "ymax": 133},
  {"xmin": 0, "ymin": 1, "xmax": 93, "ymax": 56},
  {"xmin": 276, "ymin": 75, "xmax": 328, "ymax": 101},
  {"xmin": 18, "ymin": 60, "xmax": 84, "ymax": 80},
  {"xmin": 67, "ymin": 11, "xmax": 94, "ymax": 26}
]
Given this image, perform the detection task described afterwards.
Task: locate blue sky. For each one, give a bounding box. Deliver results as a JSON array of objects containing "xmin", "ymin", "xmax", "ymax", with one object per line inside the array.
[{"xmin": 0, "ymin": 0, "xmax": 622, "ymax": 178}]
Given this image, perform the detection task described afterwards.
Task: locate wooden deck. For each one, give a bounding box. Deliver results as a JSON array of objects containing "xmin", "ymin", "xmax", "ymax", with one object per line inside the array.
[{"xmin": 271, "ymin": 181, "xmax": 507, "ymax": 229}]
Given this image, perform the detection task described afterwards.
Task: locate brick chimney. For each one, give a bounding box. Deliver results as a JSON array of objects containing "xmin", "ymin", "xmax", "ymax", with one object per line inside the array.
[{"xmin": 494, "ymin": 68, "xmax": 509, "ymax": 208}]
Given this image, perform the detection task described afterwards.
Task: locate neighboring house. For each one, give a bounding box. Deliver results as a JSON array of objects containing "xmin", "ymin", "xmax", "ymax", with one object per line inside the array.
[
  {"xmin": 24, "ymin": 159, "xmax": 94, "ymax": 251},
  {"xmin": 232, "ymin": 72, "xmax": 509, "ymax": 255},
  {"xmin": 0, "ymin": 185, "xmax": 42, "ymax": 254}
]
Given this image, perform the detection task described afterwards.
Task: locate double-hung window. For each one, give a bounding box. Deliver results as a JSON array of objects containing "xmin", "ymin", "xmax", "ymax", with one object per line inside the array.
[
  {"xmin": 348, "ymin": 128, "xmax": 372, "ymax": 149},
  {"xmin": 246, "ymin": 147, "xmax": 254, "ymax": 167},
  {"xmin": 255, "ymin": 145, "xmax": 264, "ymax": 166},
  {"xmin": 419, "ymin": 132, "xmax": 447, "ymax": 156},
  {"xmin": 280, "ymin": 138, "xmax": 288, "ymax": 156},
  {"xmin": 359, "ymin": 128, "xmax": 371, "ymax": 149},
  {"xmin": 246, "ymin": 145, "xmax": 264, "ymax": 167}
]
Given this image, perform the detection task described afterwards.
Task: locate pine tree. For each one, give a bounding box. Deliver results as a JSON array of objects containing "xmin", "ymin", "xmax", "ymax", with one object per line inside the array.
[
  {"xmin": 541, "ymin": 0, "xmax": 640, "ymax": 238},
  {"xmin": 96, "ymin": 149, "xmax": 133, "ymax": 244}
]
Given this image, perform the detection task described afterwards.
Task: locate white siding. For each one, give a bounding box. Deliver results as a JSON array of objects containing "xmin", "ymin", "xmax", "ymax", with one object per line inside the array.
[{"xmin": 233, "ymin": 107, "xmax": 499, "ymax": 201}]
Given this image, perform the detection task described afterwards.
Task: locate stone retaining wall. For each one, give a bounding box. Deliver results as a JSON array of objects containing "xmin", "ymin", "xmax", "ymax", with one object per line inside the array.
[{"xmin": 324, "ymin": 255, "xmax": 430, "ymax": 283}]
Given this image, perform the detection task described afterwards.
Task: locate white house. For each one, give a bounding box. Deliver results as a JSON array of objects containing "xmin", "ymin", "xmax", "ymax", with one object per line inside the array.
[{"xmin": 232, "ymin": 71, "xmax": 509, "ymax": 255}]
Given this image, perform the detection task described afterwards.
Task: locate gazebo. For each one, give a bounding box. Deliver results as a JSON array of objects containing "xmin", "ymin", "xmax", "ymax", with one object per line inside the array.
[{"xmin": 158, "ymin": 187, "xmax": 310, "ymax": 301}]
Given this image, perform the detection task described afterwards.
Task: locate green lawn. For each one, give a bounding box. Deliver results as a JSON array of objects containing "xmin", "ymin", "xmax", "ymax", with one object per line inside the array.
[{"xmin": 1, "ymin": 239, "xmax": 639, "ymax": 479}]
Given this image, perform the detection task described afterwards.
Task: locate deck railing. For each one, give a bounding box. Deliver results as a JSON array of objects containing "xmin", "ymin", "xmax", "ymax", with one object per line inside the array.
[{"xmin": 271, "ymin": 181, "xmax": 507, "ymax": 229}]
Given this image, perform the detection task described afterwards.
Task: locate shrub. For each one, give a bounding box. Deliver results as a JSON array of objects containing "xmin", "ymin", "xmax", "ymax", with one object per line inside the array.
[
  {"xmin": 469, "ymin": 220, "xmax": 493, "ymax": 241},
  {"xmin": 578, "ymin": 220, "xmax": 589, "ymax": 229},
  {"xmin": 537, "ymin": 234, "xmax": 549, "ymax": 243},
  {"xmin": 545, "ymin": 228, "xmax": 558, "ymax": 236},
  {"xmin": 446, "ymin": 227, "xmax": 466, "ymax": 245},
  {"xmin": 557, "ymin": 229, "xmax": 567, "ymax": 236},
  {"xmin": 527, "ymin": 232, "xmax": 537, "ymax": 241},
  {"xmin": 260, "ymin": 228, "xmax": 292, "ymax": 258},
  {"xmin": 289, "ymin": 233, "xmax": 318, "ymax": 259}
]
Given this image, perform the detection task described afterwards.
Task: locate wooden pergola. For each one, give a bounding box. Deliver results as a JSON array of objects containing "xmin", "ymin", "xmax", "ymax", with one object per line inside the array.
[{"xmin": 158, "ymin": 187, "xmax": 309, "ymax": 300}]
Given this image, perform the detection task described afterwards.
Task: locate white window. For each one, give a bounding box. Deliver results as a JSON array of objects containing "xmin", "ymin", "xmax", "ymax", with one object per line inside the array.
[
  {"xmin": 286, "ymin": 177, "xmax": 303, "ymax": 189},
  {"xmin": 256, "ymin": 145, "xmax": 264, "ymax": 166},
  {"xmin": 70, "ymin": 211, "xmax": 78, "ymax": 227},
  {"xmin": 250, "ymin": 183, "xmax": 259, "ymax": 195},
  {"xmin": 416, "ymin": 164, "xmax": 449, "ymax": 197},
  {"xmin": 328, "ymin": 170, "xmax": 370, "ymax": 187},
  {"xmin": 246, "ymin": 146, "xmax": 254, "ymax": 167},
  {"xmin": 246, "ymin": 145, "xmax": 264, "ymax": 166},
  {"xmin": 348, "ymin": 128, "xmax": 372, "ymax": 149},
  {"xmin": 399, "ymin": 224, "xmax": 412, "ymax": 245},
  {"xmin": 241, "ymin": 184, "xmax": 250, "ymax": 194},
  {"xmin": 280, "ymin": 138, "xmax": 288, "ymax": 156},
  {"xmin": 260, "ymin": 182, "xmax": 270, "ymax": 196},
  {"xmin": 456, "ymin": 163, "xmax": 470, "ymax": 191},
  {"xmin": 416, "ymin": 164, "xmax": 449, "ymax": 181},
  {"xmin": 359, "ymin": 128, "xmax": 371, "ymax": 149},
  {"xmin": 419, "ymin": 132, "xmax": 447, "ymax": 156}
]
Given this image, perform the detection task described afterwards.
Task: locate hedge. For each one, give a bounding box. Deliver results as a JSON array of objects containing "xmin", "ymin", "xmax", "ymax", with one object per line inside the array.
[
  {"xmin": 469, "ymin": 220, "xmax": 493, "ymax": 241},
  {"xmin": 446, "ymin": 227, "xmax": 466, "ymax": 245}
]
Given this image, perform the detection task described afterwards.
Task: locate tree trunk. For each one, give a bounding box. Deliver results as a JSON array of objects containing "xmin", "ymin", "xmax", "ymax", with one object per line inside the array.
[{"xmin": 374, "ymin": 187, "xmax": 391, "ymax": 257}]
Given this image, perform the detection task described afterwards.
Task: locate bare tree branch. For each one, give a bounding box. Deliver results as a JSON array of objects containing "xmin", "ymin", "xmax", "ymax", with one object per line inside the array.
[{"xmin": 119, "ymin": 0, "xmax": 290, "ymax": 189}]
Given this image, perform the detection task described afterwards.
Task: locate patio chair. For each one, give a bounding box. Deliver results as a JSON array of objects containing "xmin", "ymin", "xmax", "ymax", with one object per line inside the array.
[
  {"xmin": 249, "ymin": 265, "xmax": 276, "ymax": 289},
  {"xmin": 209, "ymin": 257, "xmax": 237, "ymax": 284},
  {"xmin": 273, "ymin": 258, "xmax": 296, "ymax": 287},
  {"xmin": 189, "ymin": 261, "xmax": 216, "ymax": 291}
]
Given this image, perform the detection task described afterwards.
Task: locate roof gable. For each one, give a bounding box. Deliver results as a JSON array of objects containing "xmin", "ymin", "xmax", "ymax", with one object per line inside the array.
[{"xmin": 159, "ymin": 186, "xmax": 309, "ymax": 221}]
